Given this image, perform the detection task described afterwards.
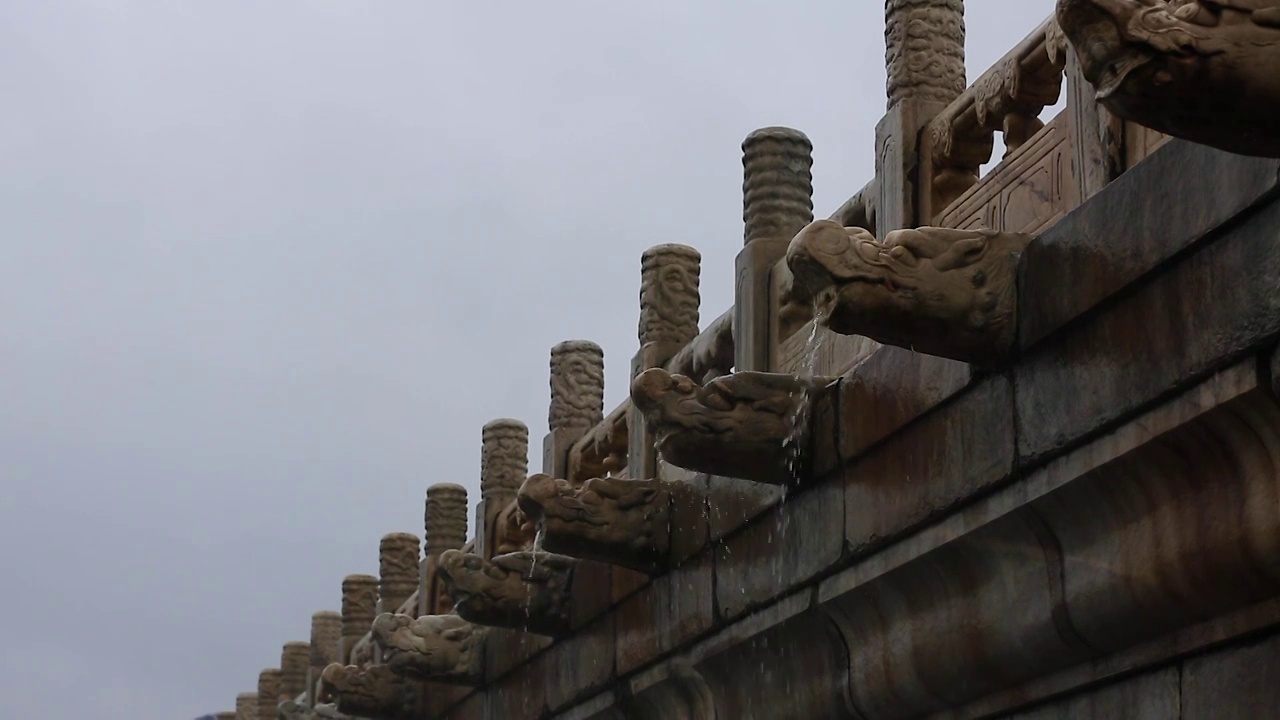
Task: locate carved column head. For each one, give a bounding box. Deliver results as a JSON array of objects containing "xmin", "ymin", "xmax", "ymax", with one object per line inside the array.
[
  {"xmin": 549, "ymin": 340, "xmax": 605, "ymax": 435},
  {"xmin": 885, "ymin": 0, "xmax": 966, "ymax": 108},
  {"xmin": 234, "ymin": 692, "xmax": 257, "ymax": 720},
  {"xmin": 256, "ymin": 669, "xmax": 281, "ymax": 720},
  {"xmin": 308, "ymin": 611, "xmax": 342, "ymax": 705},
  {"xmin": 280, "ymin": 641, "xmax": 310, "ymax": 701},
  {"xmin": 379, "ymin": 532, "xmax": 419, "ymax": 613},
  {"xmin": 639, "ymin": 245, "xmax": 701, "ymax": 347},
  {"xmin": 215, "ymin": 713, "xmax": 236, "ymax": 720},
  {"xmin": 742, "ymin": 127, "xmax": 814, "ymax": 246},
  {"xmin": 340, "ymin": 574, "xmax": 378, "ymax": 662},
  {"xmin": 425, "ymin": 483, "xmax": 468, "ymax": 561},
  {"xmin": 481, "ymin": 419, "xmax": 529, "ymax": 507}
]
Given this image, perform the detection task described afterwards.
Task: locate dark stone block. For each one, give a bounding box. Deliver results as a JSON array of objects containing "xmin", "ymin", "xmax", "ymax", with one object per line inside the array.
[
  {"xmin": 484, "ymin": 652, "xmax": 547, "ymax": 720},
  {"xmin": 1182, "ymin": 632, "xmax": 1280, "ymax": 719},
  {"xmin": 483, "ymin": 627, "xmax": 550, "ymax": 684},
  {"xmin": 568, "ymin": 561, "xmax": 612, "ymax": 631},
  {"xmin": 615, "ymin": 548, "xmax": 714, "ymax": 675},
  {"xmin": 545, "ymin": 614, "xmax": 615, "ymax": 712},
  {"xmin": 846, "ymin": 375, "xmax": 1015, "ymax": 555},
  {"xmin": 1015, "ymin": 197, "xmax": 1280, "ymax": 463},
  {"xmin": 666, "ymin": 473, "xmax": 710, "ymax": 567},
  {"xmin": 1003, "ymin": 667, "xmax": 1178, "ymax": 719},
  {"xmin": 836, "ymin": 345, "xmax": 972, "ymax": 461},
  {"xmin": 1020, "ymin": 141, "xmax": 1280, "ymax": 349},
  {"xmin": 715, "ymin": 477, "xmax": 844, "ymax": 621},
  {"xmin": 705, "ymin": 474, "xmax": 783, "ymax": 542}
]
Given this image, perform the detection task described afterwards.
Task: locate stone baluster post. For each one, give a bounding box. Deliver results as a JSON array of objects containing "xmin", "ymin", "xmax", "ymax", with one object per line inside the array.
[
  {"xmin": 216, "ymin": 713, "xmax": 236, "ymax": 720},
  {"xmin": 308, "ymin": 611, "xmax": 342, "ymax": 708},
  {"xmin": 879, "ymin": 0, "xmax": 966, "ymax": 231},
  {"xmin": 256, "ymin": 669, "xmax": 281, "ymax": 720},
  {"xmin": 340, "ymin": 574, "xmax": 378, "ymax": 664},
  {"xmin": 280, "ymin": 641, "xmax": 310, "ymax": 704},
  {"xmin": 544, "ymin": 340, "xmax": 605, "ymax": 476},
  {"xmin": 373, "ymin": 532, "xmax": 418, "ymax": 664},
  {"xmin": 632, "ymin": 244, "xmax": 701, "ymax": 480},
  {"xmin": 234, "ymin": 692, "xmax": 256, "ymax": 720},
  {"xmin": 735, "ymin": 128, "xmax": 813, "ymax": 373},
  {"xmin": 420, "ymin": 483, "xmax": 468, "ymax": 616},
  {"xmin": 478, "ymin": 419, "xmax": 528, "ymax": 560}
]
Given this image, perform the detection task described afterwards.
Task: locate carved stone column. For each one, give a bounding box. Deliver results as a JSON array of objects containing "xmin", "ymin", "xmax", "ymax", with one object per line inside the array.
[
  {"xmin": 420, "ymin": 482, "xmax": 468, "ymax": 616},
  {"xmin": 256, "ymin": 669, "xmax": 281, "ymax": 720},
  {"xmin": 280, "ymin": 641, "xmax": 311, "ymax": 703},
  {"xmin": 340, "ymin": 574, "xmax": 378, "ymax": 664},
  {"xmin": 736, "ymin": 127, "xmax": 813, "ymax": 374},
  {"xmin": 879, "ymin": 0, "xmax": 966, "ymax": 231},
  {"xmin": 478, "ymin": 419, "xmax": 528, "ymax": 560},
  {"xmin": 632, "ymin": 244, "xmax": 701, "ymax": 480},
  {"xmin": 215, "ymin": 713, "xmax": 236, "ymax": 720},
  {"xmin": 234, "ymin": 692, "xmax": 257, "ymax": 720},
  {"xmin": 545, "ymin": 340, "xmax": 605, "ymax": 476},
  {"xmin": 308, "ymin": 611, "xmax": 342, "ymax": 708},
  {"xmin": 378, "ymin": 532, "xmax": 419, "ymax": 614}
]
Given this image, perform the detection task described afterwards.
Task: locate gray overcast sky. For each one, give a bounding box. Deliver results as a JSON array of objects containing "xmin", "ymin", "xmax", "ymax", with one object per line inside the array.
[{"xmin": 0, "ymin": 1, "xmax": 1054, "ymax": 716}]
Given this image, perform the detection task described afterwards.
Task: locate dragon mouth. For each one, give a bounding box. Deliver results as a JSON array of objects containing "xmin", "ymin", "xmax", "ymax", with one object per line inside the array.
[{"xmin": 1095, "ymin": 51, "xmax": 1154, "ymax": 99}]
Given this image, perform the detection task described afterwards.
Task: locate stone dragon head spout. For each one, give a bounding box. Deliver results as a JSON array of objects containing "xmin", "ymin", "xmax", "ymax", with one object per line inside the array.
[
  {"xmin": 517, "ymin": 473, "xmax": 678, "ymax": 573},
  {"xmin": 316, "ymin": 662, "xmax": 420, "ymax": 720},
  {"xmin": 786, "ymin": 220, "xmax": 1031, "ymax": 365},
  {"xmin": 435, "ymin": 549, "xmax": 575, "ymax": 636},
  {"xmin": 368, "ymin": 612, "xmax": 484, "ymax": 685},
  {"xmin": 630, "ymin": 368, "xmax": 834, "ymax": 485},
  {"xmin": 1056, "ymin": 0, "xmax": 1280, "ymax": 157}
]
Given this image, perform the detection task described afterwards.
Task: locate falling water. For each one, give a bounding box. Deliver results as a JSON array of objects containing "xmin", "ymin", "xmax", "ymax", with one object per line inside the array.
[
  {"xmin": 523, "ymin": 527, "xmax": 546, "ymax": 631},
  {"xmin": 782, "ymin": 308, "xmax": 827, "ymax": 488}
]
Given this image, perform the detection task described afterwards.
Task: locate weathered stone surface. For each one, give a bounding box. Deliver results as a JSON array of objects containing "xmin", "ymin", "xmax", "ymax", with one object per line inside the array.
[
  {"xmin": 518, "ymin": 473, "xmax": 674, "ymax": 573},
  {"xmin": 716, "ymin": 478, "xmax": 844, "ymax": 621},
  {"xmin": 257, "ymin": 669, "xmax": 281, "ymax": 720},
  {"xmin": 1005, "ymin": 668, "xmax": 1179, "ymax": 720},
  {"xmin": 308, "ymin": 612, "xmax": 342, "ymax": 707},
  {"xmin": 631, "ymin": 368, "xmax": 836, "ymax": 485},
  {"xmin": 705, "ymin": 474, "xmax": 784, "ymax": 542},
  {"xmin": 567, "ymin": 559, "xmax": 614, "ymax": 631},
  {"xmin": 615, "ymin": 548, "xmax": 714, "ymax": 675},
  {"xmin": 1057, "ymin": 0, "xmax": 1280, "ymax": 158},
  {"xmin": 279, "ymin": 642, "xmax": 311, "ymax": 704},
  {"xmin": 549, "ymin": 340, "xmax": 606, "ymax": 436},
  {"xmin": 484, "ymin": 626, "xmax": 552, "ymax": 683},
  {"xmin": 370, "ymin": 613, "xmax": 484, "ymax": 685},
  {"xmin": 846, "ymin": 375, "xmax": 1015, "ymax": 555},
  {"xmin": 485, "ymin": 649, "xmax": 548, "ymax": 720},
  {"xmin": 546, "ymin": 614, "xmax": 616, "ymax": 712},
  {"xmin": 437, "ymin": 549, "xmax": 574, "ymax": 637},
  {"xmin": 235, "ymin": 692, "xmax": 257, "ymax": 720},
  {"xmin": 340, "ymin": 575, "xmax": 378, "ymax": 664},
  {"xmin": 837, "ymin": 344, "xmax": 972, "ymax": 461},
  {"xmin": 787, "ymin": 220, "xmax": 1031, "ymax": 365},
  {"xmin": 1019, "ymin": 140, "xmax": 1280, "ymax": 348},
  {"xmin": 1015, "ymin": 196, "xmax": 1280, "ymax": 462},
  {"xmin": 318, "ymin": 663, "xmax": 423, "ymax": 720},
  {"xmin": 1182, "ymin": 631, "xmax": 1280, "ymax": 719}
]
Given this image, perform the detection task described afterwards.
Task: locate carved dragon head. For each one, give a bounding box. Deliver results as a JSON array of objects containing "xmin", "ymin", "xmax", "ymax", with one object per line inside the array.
[
  {"xmin": 317, "ymin": 662, "xmax": 420, "ymax": 720},
  {"xmin": 630, "ymin": 368, "xmax": 833, "ymax": 485},
  {"xmin": 786, "ymin": 220, "xmax": 1030, "ymax": 365},
  {"xmin": 517, "ymin": 473, "xmax": 672, "ymax": 573},
  {"xmin": 369, "ymin": 612, "xmax": 483, "ymax": 685},
  {"xmin": 1056, "ymin": 0, "xmax": 1280, "ymax": 157},
  {"xmin": 436, "ymin": 549, "xmax": 574, "ymax": 636}
]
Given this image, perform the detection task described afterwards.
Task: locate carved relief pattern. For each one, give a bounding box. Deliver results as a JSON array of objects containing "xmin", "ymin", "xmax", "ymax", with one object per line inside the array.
[
  {"xmin": 340, "ymin": 574, "xmax": 378, "ymax": 658},
  {"xmin": 666, "ymin": 309, "xmax": 735, "ymax": 385},
  {"xmin": 437, "ymin": 549, "xmax": 576, "ymax": 636},
  {"xmin": 549, "ymin": 340, "xmax": 606, "ymax": 434},
  {"xmin": 319, "ymin": 662, "xmax": 422, "ymax": 720},
  {"xmin": 480, "ymin": 420, "xmax": 529, "ymax": 505},
  {"xmin": 885, "ymin": 0, "xmax": 966, "ymax": 107},
  {"xmin": 568, "ymin": 402, "xmax": 629, "ymax": 481},
  {"xmin": 309, "ymin": 611, "xmax": 343, "ymax": 695},
  {"xmin": 639, "ymin": 244, "xmax": 701, "ymax": 347},
  {"xmin": 424, "ymin": 483, "xmax": 468, "ymax": 561},
  {"xmin": 256, "ymin": 669, "xmax": 281, "ymax": 720},
  {"xmin": 378, "ymin": 533, "xmax": 419, "ymax": 614},
  {"xmin": 235, "ymin": 692, "xmax": 257, "ymax": 720},
  {"xmin": 741, "ymin": 127, "xmax": 814, "ymax": 245},
  {"xmin": 280, "ymin": 641, "xmax": 311, "ymax": 701},
  {"xmin": 370, "ymin": 612, "xmax": 486, "ymax": 684}
]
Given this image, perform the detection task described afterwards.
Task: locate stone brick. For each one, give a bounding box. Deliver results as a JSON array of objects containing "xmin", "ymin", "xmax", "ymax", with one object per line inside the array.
[
  {"xmin": 846, "ymin": 375, "xmax": 1015, "ymax": 555},
  {"xmin": 568, "ymin": 560, "xmax": 612, "ymax": 631},
  {"xmin": 1019, "ymin": 141, "xmax": 1280, "ymax": 349},
  {"xmin": 615, "ymin": 548, "xmax": 714, "ymax": 675},
  {"xmin": 1182, "ymin": 631, "xmax": 1280, "ymax": 719},
  {"xmin": 484, "ymin": 652, "xmax": 547, "ymax": 720},
  {"xmin": 545, "ymin": 614, "xmax": 615, "ymax": 711},
  {"xmin": 666, "ymin": 474, "xmax": 710, "ymax": 567},
  {"xmin": 1004, "ymin": 668, "xmax": 1178, "ymax": 720},
  {"xmin": 715, "ymin": 477, "xmax": 844, "ymax": 621},
  {"xmin": 484, "ymin": 627, "xmax": 550, "ymax": 684},
  {"xmin": 836, "ymin": 345, "xmax": 972, "ymax": 461},
  {"xmin": 1015, "ymin": 197, "xmax": 1280, "ymax": 463},
  {"xmin": 705, "ymin": 474, "xmax": 783, "ymax": 542}
]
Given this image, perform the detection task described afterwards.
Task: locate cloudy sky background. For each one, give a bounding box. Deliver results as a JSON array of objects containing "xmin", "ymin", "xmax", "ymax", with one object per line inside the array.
[{"xmin": 1, "ymin": 1, "xmax": 1057, "ymax": 716}]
